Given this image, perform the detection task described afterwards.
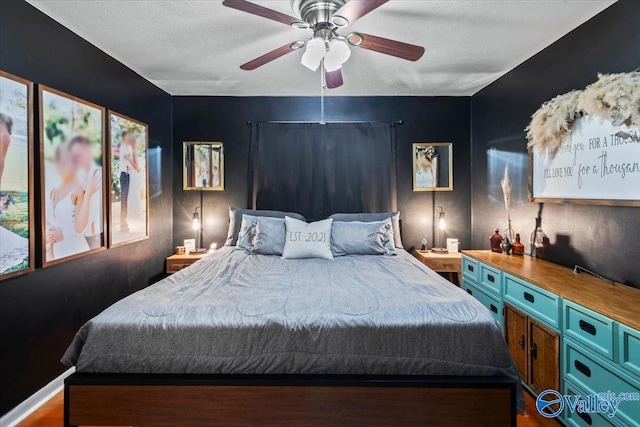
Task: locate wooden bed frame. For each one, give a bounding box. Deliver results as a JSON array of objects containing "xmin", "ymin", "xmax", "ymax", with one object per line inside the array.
[{"xmin": 65, "ymin": 373, "xmax": 517, "ymax": 426}]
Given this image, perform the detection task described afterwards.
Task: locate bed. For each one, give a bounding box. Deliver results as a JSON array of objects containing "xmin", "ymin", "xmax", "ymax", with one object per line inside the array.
[{"xmin": 62, "ymin": 244, "xmax": 523, "ymax": 426}]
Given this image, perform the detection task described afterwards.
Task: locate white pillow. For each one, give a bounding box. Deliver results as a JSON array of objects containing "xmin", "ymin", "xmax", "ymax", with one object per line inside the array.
[{"xmin": 282, "ymin": 217, "xmax": 333, "ymax": 260}]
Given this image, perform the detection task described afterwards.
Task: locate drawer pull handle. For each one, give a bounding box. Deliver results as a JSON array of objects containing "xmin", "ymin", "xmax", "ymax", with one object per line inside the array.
[
  {"xmin": 467, "ymin": 265, "xmax": 474, "ymax": 272},
  {"xmin": 490, "ymin": 304, "xmax": 498, "ymax": 314},
  {"xmin": 524, "ymin": 292, "xmax": 535, "ymax": 303},
  {"xmin": 518, "ymin": 335, "xmax": 525, "ymax": 350},
  {"xmin": 577, "ymin": 411, "xmax": 592, "ymax": 425},
  {"xmin": 524, "ymin": 292, "xmax": 536, "ymax": 303},
  {"xmin": 466, "ymin": 289, "xmax": 473, "ymax": 295},
  {"xmin": 487, "ymin": 274, "xmax": 495, "ymax": 283},
  {"xmin": 443, "ymin": 263, "xmax": 454, "ymax": 267},
  {"xmin": 579, "ymin": 320, "xmax": 596, "ymax": 336},
  {"xmin": 574, "ymin": 360, "xmax": 591, "ymax": 377}
]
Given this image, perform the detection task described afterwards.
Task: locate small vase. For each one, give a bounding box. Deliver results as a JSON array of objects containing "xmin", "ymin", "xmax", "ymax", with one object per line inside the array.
[
  {"xmin": 501, "ymin": 238, "xmax": 512, "ymax": 255},
  {"xmin": 490, "ymin": 229, "xmax": 504, "ymax": 253},
  {"xmin": 512, "ymin": 234, "xmax": 525, "ymax": 256}
]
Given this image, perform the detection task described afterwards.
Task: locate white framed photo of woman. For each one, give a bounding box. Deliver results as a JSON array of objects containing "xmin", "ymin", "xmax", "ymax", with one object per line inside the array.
[
  {"xmin": 108, "ymin": 111, "xmax": 149, "ymax": 247},
  {"xmin": 0, "ymin": 71, "xmax": 34, "ymax": 280},
  {"xmin": 39, "ymin": 86, "xmax": 106, "ymax": 266},
  {"xmin": 412, "ymin": 142, "xmax": 453, "ymax": 192}
]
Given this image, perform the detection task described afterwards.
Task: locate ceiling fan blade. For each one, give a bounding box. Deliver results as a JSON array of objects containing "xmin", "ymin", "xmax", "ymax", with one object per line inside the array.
[
  {"xmin": 331, "ymin": 0, "xmax": 389, "ymax": 27},
  {"xmin": 223, "ymin": 0, "xmax": 303, "ymax": 27},
  {"xmin": 354, "ymin": 33, "xmax": 425, "ymax": 61},
  {"xmin": 325, "ymin": 68, "xmax": 344, "ymax": 89},
  {"xmin": 240, "ymin": 43, "xmax": 298, "ymax": 70}
]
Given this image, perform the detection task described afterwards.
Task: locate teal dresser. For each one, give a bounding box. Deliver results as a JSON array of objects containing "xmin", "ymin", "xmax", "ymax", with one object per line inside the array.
[{"xmin": 462, "ymin": 250, "xmax": 640, "ymax": 427}]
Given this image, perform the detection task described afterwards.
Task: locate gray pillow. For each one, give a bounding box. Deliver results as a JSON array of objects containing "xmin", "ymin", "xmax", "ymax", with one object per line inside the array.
[
  {"xmin": 331, "ymin": 220, "xmax": 395, "ymax": 256},
  {"xmin": 282, "ymin": 217, "xmax": 333, "ymax": 260},
  {"xmin": 225, "ymin": 207, "xmax": 305, "ymax": 246},
  {"xmin": 252, "ymin": 217, "xmax": 286, "ymax": 255},
  {"xmin": 236, "ymin": 214, "xmax": 257, "ymax": 250},
  {"xmin": 328, "ymin": 212, "xmax": 403, "ymax": 249}
]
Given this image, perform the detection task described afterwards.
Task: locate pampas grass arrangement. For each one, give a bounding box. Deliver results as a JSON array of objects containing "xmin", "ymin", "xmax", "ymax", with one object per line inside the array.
[
  {"xmin": 500, "ymin": 165, "xmax": 514, "ymax": 242},
  {"xmin": 525, "ymin": 90, "xmax": 583, "ymax": 153},
  {"xmin": 578, "ymin": 71, "xmax": 640, "ymax": 127},
  {"xmin": 526, "ymin": 70, "xmax": 640, "ymax": 153}
]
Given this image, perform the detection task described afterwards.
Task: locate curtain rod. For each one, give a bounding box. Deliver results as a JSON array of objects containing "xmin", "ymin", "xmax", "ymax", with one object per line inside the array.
[{"xmin": 247, "ymin": 120, "xmax": 403, "ymax": 125}]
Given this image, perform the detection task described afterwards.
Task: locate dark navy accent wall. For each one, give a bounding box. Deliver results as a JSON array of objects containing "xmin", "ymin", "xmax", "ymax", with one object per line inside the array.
[
  {"xmin": 172, "ymin": 96, "xmax": 472, "ymax": 252},
  {"xmin": 471, "ymin": 0, "xmax": 640, "ymax": 287},
  {"xmin": 0, "ymin": 0, "xmax": 173, "ymax": 414}
]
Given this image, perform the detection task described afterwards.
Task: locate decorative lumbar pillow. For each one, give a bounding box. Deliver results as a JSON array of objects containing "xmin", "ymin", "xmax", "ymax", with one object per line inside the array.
[
  {"xmin": 225, "ymin": 207, "xmax": 305, "ymax": 246},
  {"xmin": 328, "ymin": 212, "xmax": 403, "ymax": 249},
  {"xmin": 331, "ymin": 220, "xmax": 395, "ymax": 256},
  {"xmin": 282, "ymin": 217, "xmax": 333, "ymax": 260},
  {"xmin": 252, "ymin": 216, "xmax": 286, "ymax": 255}
]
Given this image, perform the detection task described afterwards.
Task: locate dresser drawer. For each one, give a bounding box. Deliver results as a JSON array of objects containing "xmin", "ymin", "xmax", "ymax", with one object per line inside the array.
[
  {"xmin": 478, "ymin": 263, "xmax": 501, "ymax": 295},
  {"xmin": 618, "ymin": 324, "xmax": 640, "ymax": 380},
  {"xmin": 423, "ymin": 256, "xmax": 461, "ymax": 273},
  {"xmin": 564, "ymin": 380, "xmax": 615, "ymax": 427},
  {"xmin": 462, "ymin": 280, "xmax": 503, "ymax": 327},
  {"xmin": 564, "ymin": 300, "xmax": 614, "ymax": 361},
  {"xmin": 504, "ymin": 273, "xmax": 560, "ymax": 329},
  {"xmin": 564, "ymin": 340, "xmax": 640, "ymax": 427},
  {"xmin": 462, "ymin": 256, "xmax": 479, "ymax": 281}
]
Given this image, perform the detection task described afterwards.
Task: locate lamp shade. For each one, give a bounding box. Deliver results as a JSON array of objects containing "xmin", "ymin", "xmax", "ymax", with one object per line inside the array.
[
  {"xmin": 301, "ymin": 37, "xmax": 326, "ymax": 71},
  {"xmin": 324, "ymin": 39, "xmax": 351, "ymax": 72}
]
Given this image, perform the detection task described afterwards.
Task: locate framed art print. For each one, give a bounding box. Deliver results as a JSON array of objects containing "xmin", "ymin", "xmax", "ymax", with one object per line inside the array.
[
  {"xmin": 0, "ymin": 71, "xmax": 34, "ymax": 280},
  {"xmin": 108, "ymin": 111, "xmax": 149, "ymax": 247},
  {"xmin": 183, "ymin": 141, "xmax": 224, "ymax": 191},
  {"xmin": 39, "ymin": 86, "xmax": 106, "ymax": 266},
  {"xmin": 412, "ymin": 142, "xmax": 453, "ymax": 191}
]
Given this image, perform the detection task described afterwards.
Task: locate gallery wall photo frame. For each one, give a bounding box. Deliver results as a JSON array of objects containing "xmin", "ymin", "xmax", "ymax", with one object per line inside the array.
[
  {"xmin": 39, "ymin": 85, "xmax": 107, "ymax": 267},
  {"xmin": 412, "ymin": 142, "xmax": 453, "ymax": 191},
  {"xmin": 183, "ymin": 141, "xmax": 225, "ymax": 191},
  {"xmin": 0, "ymin": 70, "xmax": 35, "ymax": 280},
  {"xmin": 107, "ymin": 111, "xmax": 150, "ymax": 248}
]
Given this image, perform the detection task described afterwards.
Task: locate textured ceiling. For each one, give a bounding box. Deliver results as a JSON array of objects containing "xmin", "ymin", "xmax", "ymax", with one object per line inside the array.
[{"xmin": 26, "ymin": 0, "xmax": 615, "ymax": 96}]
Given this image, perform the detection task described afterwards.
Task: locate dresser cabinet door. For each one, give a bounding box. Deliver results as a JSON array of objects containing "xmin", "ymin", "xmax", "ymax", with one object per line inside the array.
[
  {"xmin": 529, "ymin": 319, "xmax": 560, "ymax": 396},
  {"xmin": 505, "ymin": 305, "xmax": 528, "ymax": 382}
]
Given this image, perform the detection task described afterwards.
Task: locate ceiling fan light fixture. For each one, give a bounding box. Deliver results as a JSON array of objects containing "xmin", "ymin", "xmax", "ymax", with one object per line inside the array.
[
  {"xmin": 324, "ymin": 38, "xmax": 351, "ymax": 72},
  {"xmin": 300, "ymin": 37, "xmax": 326, "ymax": 71}
]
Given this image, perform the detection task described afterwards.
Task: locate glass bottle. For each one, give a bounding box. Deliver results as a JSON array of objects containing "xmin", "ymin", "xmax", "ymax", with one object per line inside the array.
[
  {"xmin": 511, "ymin": 233, "xmax": 525, "ymax": 256},
  {"xmin": 530, "ymin": 219, "xmax": 548, "ymax": 258},
  {"xmin": 489, "ymin": 229, "xmax": 503, "ymax": 253},
  {"xmin": 501, "ymin": 237, "xmax": 512, "ymax": 255}
]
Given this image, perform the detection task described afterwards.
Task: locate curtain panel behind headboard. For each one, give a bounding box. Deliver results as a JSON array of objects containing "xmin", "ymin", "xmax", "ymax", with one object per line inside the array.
[{"xmin": 248, "ymin": 122, "xmax": 398, "ymax": 220}]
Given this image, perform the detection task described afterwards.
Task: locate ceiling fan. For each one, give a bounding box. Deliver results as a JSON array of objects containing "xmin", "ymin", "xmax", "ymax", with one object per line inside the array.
[{"xmin": 222, "ymin": 0, "xmax": 425, "ymax": 89}]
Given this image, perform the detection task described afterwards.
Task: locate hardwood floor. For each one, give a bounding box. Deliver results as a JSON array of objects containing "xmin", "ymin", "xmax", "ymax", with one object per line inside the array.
[{"xmin": 18, "ymin": 389, "xmax": 560, "ymax": 427}]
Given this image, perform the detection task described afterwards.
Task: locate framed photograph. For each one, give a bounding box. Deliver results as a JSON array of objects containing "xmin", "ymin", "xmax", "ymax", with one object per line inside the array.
[
  {"xmin": 108, "ymin": 111, "xmax": 149, "ymax": 247},
  {"xmin": 0, "ymin": 71, "xmax": 34, "ymax": 280},
  {"xmin": 412, "ymin": 142, "xmax": 453, "ymax": 191},
  {"xmin": 183, "ymin": 141, "xmax": 224, "ymax": 191},
  {"xmin": 39, "ymin": 86, "xmax": 106, "ymax": 266}
]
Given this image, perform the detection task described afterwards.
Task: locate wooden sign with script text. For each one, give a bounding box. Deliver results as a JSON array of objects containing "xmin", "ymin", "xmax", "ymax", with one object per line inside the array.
[{"xmin": 529, "ymin": 115, "xmax": 640, "ymax": 206}]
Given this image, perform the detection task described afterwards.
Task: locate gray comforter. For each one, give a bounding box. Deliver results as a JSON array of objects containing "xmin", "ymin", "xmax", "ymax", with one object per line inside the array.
[{"xmin": 63, "ymin": 247, "xmax": 523, "ymax": 407}]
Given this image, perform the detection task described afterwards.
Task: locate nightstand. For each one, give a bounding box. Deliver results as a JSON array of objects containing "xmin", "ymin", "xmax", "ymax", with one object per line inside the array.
[
  {"xmin": 414, "ymin": 250, "xmax": 462, "ymax": 286},
  {"xmin": 166, "ymin": 253, "xmax": 209, "ymax": 274}
]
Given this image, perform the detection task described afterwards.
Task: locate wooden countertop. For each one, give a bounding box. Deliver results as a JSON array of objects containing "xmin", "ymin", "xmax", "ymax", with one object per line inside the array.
[{"xmin": 462, "ymin": 250, "xmax": 640, "ymax": 331}]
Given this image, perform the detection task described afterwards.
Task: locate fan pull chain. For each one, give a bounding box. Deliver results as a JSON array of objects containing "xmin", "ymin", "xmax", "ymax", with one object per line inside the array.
[{"xmin": 320, "ymin": 61, "xmax": 326, "ymax": 124}]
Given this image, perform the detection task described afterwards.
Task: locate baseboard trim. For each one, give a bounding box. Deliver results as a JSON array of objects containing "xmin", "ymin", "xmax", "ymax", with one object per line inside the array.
[{"xmin": 1, "ymin": 367, "xmax": 75, "ymax": 427}]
